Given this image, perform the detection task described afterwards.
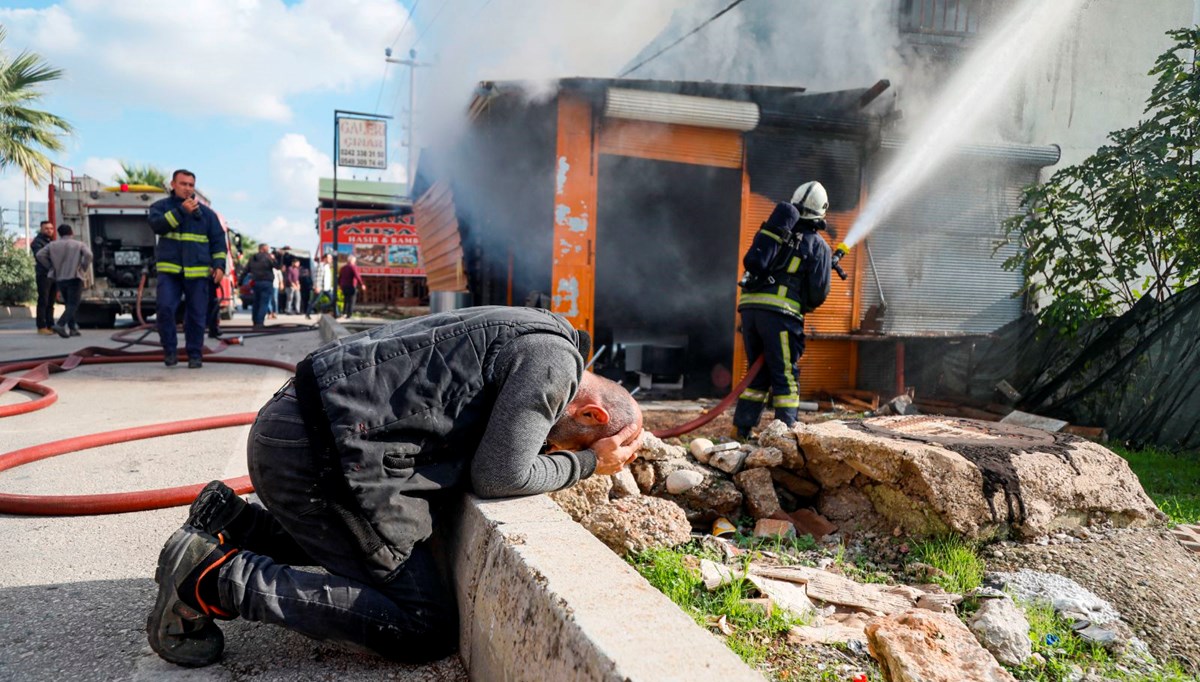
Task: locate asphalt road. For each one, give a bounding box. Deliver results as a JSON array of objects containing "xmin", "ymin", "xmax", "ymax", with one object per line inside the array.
[{"xmin": 0, "ymin": 311, "xmax": 467, "ymax": 682}]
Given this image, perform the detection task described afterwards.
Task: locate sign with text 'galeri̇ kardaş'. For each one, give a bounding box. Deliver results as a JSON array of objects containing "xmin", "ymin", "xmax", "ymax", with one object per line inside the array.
[{"xmin": 338, "ymin": 117, "xmax": 387, "ymax": 170}]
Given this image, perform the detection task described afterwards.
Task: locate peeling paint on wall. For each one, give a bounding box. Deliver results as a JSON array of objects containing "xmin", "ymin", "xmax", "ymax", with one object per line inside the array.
[
  {"xmin": 556, "ymin": 156, "xmax": 570, "ymax": 195},
  {"xmin": 555, "ymin": 203, "xmax": 590, "ymax": 233},
  {"xmin": 553, "ymin": 276, "xmax": 580, "ymax": 318}
]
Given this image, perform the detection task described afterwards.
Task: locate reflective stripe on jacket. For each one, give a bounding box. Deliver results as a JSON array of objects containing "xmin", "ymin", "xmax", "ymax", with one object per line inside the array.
[{"xmin": 148, "ymin": 196, "xmax": 227, "ymax": 278}]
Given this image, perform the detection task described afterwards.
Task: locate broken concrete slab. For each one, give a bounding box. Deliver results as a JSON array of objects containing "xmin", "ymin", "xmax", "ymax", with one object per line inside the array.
[
  {"xmin": 770, "ymin": 468, "xmax": 820, "ymax": 499},
  {"xmin": 609, "ymin": 468, "xmax": 640, "ymax": 499},
  {"xmin": 636, "ymin": 432, "xmax": 688, "ymax": 461},
  {"xmin": 1000, "ymin": 410, "xmax": 1068, "ymax": 433},
  {"xmin": 744, "ymin": 446, "xmax": 784, "ymax": 468},
  {"xmin": 734, "ymin": 467, "xmax": 781, "ymax": 519},
  {"xmin": 758, "ymin": 420, "xmax": 805, "ymax": 470},
  {"xmin": 750, "ymin": 565, "xmax": 914, "ymax": 616},
  {"xmin": 866, "ymin": 609, "xmax": 1017, "ymax": 682},
  {"xmin": 748, "ymin": 575, "xmax": 816, "ymax": 619},
  {"xmin": 710, "ymin": 449, "xmax": 748, "ymax": 475},
  {"xmin": 968, "ymin": 597, "xmax": 1033, "ymax": 666},
  {"xmin": 794, "ymin": 416, "xmax": 1165, "ymax": 539}
]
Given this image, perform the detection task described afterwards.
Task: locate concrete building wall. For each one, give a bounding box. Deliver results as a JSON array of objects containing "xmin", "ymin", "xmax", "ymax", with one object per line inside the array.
[{"xmin": 1013, "ymin": 0, "xmax": 1195, "ymax": 170}]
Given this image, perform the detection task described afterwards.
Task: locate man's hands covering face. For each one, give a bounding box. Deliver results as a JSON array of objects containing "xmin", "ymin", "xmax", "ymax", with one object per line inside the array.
[{"xmin": 592, "ymin": 422, "xmax": 644, "ymax": 476}]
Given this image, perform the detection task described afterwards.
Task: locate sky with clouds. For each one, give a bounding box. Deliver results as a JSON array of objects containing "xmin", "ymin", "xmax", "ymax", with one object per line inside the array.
[{"xmin": 0, "ymin": 0, "xmax": 682, "ymax": 250}]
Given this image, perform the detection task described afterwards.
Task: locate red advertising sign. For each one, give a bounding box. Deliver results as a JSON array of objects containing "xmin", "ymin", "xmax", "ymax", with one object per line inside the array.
[{"xmin": 318, "ymin": 208, "xmax": 425, "ymax": 277}]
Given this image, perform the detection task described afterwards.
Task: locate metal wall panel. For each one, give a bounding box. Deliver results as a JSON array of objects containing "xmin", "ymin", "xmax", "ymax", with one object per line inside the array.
[
  {"xmin": 598, "ymin": 118, "xmax": 744, "ymax": 169},
  {"xmin": 859, "ymin": 154, "xmax": 1039, "ymax": 335},
  {"xmin": 413, "ymin": 180, "xmax": 466, "ymax": 292}
]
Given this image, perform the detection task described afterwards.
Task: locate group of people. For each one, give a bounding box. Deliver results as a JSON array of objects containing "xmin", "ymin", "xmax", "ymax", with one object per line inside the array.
[
  {"xmin": 32, "ymin": 219, "xmax": 92, "ymax": 338},
  {"xmin": 243, "ymin": 247, "xmax": 366, "ymax": 329},
  {"xmin": 145, "ymin": 179, "xmax": 837, "ymax": 669}
]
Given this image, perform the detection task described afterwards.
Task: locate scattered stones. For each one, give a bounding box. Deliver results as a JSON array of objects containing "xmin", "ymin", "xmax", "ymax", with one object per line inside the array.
[
  {"xmin": 710, "ymin": 449, "xmax": 748, "ymax": 475},
  {"xmin": 749, "ymin": 575, "xmax": 816, "ymax": 618},
  {"xmin": 744, "ymin": 446, "xmax": 784, "ymax": 468},
  {"xmin": 758, "ymin": 420, "xmax": 805, "ymax": 469},
  {"xmin": 628, "ymin": 460, "xmax": 656, "ymax": 494},
  {"xmin": 665, "ymin": 470, "xmax": 706, "ymax": 495},
  {"xmin": 548, "ymin": 474, "xmax": 613, "ymax": 522},
  {"xmin": 734, "ymin": 468, "xmax": 781, "ymax": 519},
  {"xmin": 580, "ymin": 496, "xmax": 691, "ymax": 557},
  {"xmin": 636, "ymin": 432, "xmax": 687, "ymax": 461},
  {"xmin": 701, "ymin": 558, "xmax": 742, "ymax": 590},
  {"xmin": 680, "ymin": 478, "xmax": 743, "ymax": 517},
  {"xmin": 866, "ymin": 609, "xmax": 1017, "ymax": 682},
  {"xmin": 754, "ymin": 518, "xmax": 796, "ymax": 538},
  {"xmin": 875, "ymin": 394, "xmax": 918, "ymax": 417},
  {"xmin": 689, "ymin": 437, "xmax": 714, "ymax": 463},
  {"xmin": 609, "ymin": 468, "xmax": 640, "ymax": 498},
  {"xmin": 968, "ymin": 597, "xmax": 1033, "ymax": 666}
]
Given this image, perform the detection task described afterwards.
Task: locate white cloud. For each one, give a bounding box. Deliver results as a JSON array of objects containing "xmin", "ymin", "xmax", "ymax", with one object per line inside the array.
[
  {"xmin": 0, "ymin": 0, "xmax": 411, "ymax": 122},
  {"xmin": 230, "ymin": 190, "xmax": 250, "ymax": 202},
  {"xmin": 79, "ymin": 157, "xmax": 124, "ymax": 185},
  {"xmin": 269, "ymin": 133, "xmax": 331, "ymax": 210},
  {"xmin": 263, "ymin": 215, "xmax": 316, "ymax": 250}
]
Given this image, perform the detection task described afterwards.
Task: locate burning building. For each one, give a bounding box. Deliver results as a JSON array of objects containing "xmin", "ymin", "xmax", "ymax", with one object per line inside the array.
[{"xmin": 413, "ymin": 77, "xmax": 1058, "ymax": 398}]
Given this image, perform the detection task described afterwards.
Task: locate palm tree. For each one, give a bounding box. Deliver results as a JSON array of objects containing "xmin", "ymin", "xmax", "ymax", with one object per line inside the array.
[
  {"xmin": 0, "ymin": 26, "xmax": 72, "ymax": 184},
  {"xmin": 114, "ymin": 162, "xmax": 167, "ymax": 189}
]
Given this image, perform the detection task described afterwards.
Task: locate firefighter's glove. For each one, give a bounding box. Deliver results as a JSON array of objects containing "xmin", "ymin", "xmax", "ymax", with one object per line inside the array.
[{"xmin": 763, "ymin": 201, "xmax": 800, "ymax": 240}]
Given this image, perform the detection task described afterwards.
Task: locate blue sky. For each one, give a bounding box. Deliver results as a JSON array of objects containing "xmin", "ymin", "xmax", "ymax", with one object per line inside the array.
[{"xmin": 0, "ymin": 0, "xmax": 681, "ymax": 249}]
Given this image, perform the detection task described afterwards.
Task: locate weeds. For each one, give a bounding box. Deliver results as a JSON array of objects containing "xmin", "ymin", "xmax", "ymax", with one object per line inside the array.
[
  {"xmin": 1013, "ymin": 600, "xmax": 1196, "ymax": 682},
  {"xmin": 629, "ymin": 545, "xmax": 808, "ymax": 672},
  {"xmin": 1109, "ymin": 445, "xmax": 1200, "ymax": 525},
  {"xmin": 909, "ymin": 535, "xmax": 985, "ymax": 594}
]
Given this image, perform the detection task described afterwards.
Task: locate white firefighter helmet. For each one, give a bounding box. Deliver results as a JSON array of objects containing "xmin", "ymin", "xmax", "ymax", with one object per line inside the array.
[{"xmin": 790, "ymin": 181, "xmax": 829, "ymax": 220}]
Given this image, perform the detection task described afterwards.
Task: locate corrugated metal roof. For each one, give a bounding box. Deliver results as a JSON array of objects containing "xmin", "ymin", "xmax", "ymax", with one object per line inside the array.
[{"xmin": 605, "ymin": 87, "xmax": 760, "ymax": 131}]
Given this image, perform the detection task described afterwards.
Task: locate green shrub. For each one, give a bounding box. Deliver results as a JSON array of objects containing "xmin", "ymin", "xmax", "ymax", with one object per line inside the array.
[
  {"xmin": 910, "ymin": 535, "xmax": 985, "ymax": 594},
  {"xmin": 0, "ymin": 230, "xmax": 36, "ymax": 305}
]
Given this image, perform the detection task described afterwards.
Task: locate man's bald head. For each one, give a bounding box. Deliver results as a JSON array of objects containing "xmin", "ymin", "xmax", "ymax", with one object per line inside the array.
[{"xmin": 546, "ymin": 372, "xmax": 642, "ymax": 452}]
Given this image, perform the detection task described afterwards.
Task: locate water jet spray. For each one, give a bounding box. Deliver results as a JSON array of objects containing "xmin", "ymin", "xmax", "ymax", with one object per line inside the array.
[{"xmin": 842, "ymin": 0, "xmax": 1085, "ymax": 250}]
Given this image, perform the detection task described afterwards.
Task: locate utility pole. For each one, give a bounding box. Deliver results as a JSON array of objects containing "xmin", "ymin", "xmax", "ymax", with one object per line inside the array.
[
  {"xmin": 23, "ymin": 176, "xmax": 30, "ymax": 252},
  {"xmin": 385, "ymin": 52, "xmax": 433, "ymax": 197}
]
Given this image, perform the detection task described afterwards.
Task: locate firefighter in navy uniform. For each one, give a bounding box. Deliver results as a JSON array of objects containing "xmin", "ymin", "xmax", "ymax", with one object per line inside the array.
[
  {"xmin": 148, "ymin": 169, "xmax": 228, "ymax": 369},
  {"xmin": 733, "ymin": 181, "xmax": 833, "ymax": 437}
]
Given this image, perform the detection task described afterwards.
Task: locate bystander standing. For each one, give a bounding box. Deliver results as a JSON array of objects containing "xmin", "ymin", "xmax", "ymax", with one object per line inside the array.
[{"xmin": 34, "ymin": 224, "xmax": 93, "ymax": 338}]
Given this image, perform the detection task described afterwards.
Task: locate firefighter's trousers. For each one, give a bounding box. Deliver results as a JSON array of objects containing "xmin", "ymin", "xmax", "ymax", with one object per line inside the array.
[
  {"xmin": 733, "ymin": 308, "xmax": 806, "ymax": 431},
  {"xmin": 156, "ymin": 273, "xmax": 209, "ymax": 360}
]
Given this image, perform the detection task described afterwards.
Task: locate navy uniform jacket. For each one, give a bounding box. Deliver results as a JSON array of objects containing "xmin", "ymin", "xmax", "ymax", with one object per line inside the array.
[{"xmin": 147, "ymin": 195, "xmax": 227, "ymax": 278}]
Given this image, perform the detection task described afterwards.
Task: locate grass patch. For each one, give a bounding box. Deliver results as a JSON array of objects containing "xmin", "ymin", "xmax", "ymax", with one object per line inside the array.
[
  {"xmin": 629, "ymin": 545, "xmax": 808, "ymax": 671},
  {"xmin": 909, "ymin": 535, "xmax": 985, "ymax": 594},
  {"xmin": 1014, "ymin": 600, "xmax": 1195, "ymax": 682},
  {"xmin": 1109, "ymin": 445, "xmax": 1200, "ymax": 525}
]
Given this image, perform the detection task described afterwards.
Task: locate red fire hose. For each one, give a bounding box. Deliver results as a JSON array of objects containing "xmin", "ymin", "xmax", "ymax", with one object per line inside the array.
[
  {"xmin": 0, "ymin": 323, "xmax": 302, "ymax": 515},
  {"xmin": 651, "ymin": 357, "xmax": 763, "ymax": 439}
]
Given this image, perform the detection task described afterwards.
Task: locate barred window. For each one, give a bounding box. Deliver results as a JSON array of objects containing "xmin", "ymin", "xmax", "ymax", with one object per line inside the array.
[{"xmin": 900, "ymin": 0, "xmax": 982, "ymax": 37}]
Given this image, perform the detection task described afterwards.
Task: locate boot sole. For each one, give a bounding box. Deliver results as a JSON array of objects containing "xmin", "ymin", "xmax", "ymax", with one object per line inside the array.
[{"xmin": 146, "ymin": 529, "xmax": 224, "ymax": 667}]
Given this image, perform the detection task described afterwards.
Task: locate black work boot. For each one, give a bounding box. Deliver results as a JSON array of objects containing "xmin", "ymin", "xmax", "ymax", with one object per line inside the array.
[
  {"xmin": 146, "ymin": 527, "xmax": 238, "ymax": 667},
  {"xmin": 186, "ymin": 480, "xmax": 248, "ymax": 540}
]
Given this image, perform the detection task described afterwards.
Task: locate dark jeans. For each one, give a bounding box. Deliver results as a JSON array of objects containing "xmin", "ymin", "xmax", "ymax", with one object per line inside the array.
[
  {"xmin": 156, "ymin": 274, "xmax": 209, "ymax": 360},
  {"xmin": 733, "ymin": 308, "xmax": 807, "ymax": 429},
  {"xmin": 218, "ymin": 386, "xmax": 457, "ymax": 662},
  {"xmin": 251, "ymin": 280, "xmax": 273, "ymax": 326},
  {"xmin": 306, "ymin": 289, "xmax": 331, "ymax": 315},
  {"xmin": 35, "ymin": 270, "xmax": 57, "ymax": 330},
  {"xmin": 340, "ymin": 286, "xmax": 357, "ymax": 318},
  {"xmin": 55, "ymin": 278, "xmax": 82, "ymax": 330}
]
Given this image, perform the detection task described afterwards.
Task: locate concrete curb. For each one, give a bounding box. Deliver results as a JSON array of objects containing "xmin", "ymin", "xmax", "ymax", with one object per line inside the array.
[
  {"xmin": 450, "ymin": 494, "xmax": 762, "ymax": 682},
  {"xmin": 316, "ymin": 313, "xmax": 350, "ymax": 344},
  {"xmin": 0, "ymin": 304, "xmax": 33, "ymax": 320}
]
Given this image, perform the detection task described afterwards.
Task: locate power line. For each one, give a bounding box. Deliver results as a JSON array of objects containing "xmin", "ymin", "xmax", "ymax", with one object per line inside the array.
[
  {"xmin": 618, "ymin": 0, "xmax": 749, "ymax": 78},
  {"xmin": 372, "ymin": 60, "xmax": 391, "ymax": 113},
  {"xmin": 388, "ymin": 0, "xmax": 422, "ymax": 51},
  {"xmin": 409, "ymin": 0, "xmax": 453, "ymax": 52}
]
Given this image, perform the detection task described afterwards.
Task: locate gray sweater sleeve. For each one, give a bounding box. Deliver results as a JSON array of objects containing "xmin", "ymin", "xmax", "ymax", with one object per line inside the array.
[{"xmin": 470, "ymin": 334, "xmax": 598, "ymax": 499}]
